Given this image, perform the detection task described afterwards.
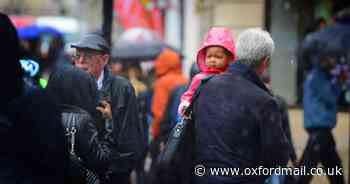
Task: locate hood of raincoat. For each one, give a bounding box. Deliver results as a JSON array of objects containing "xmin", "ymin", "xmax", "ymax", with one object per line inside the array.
[
  {"xmin": 154, "ymin": 48, "xmax": 182, "ymax": 77},
  {"xmin": 196, "ymin": 27, "xmax": 236, "ymax": 74}
]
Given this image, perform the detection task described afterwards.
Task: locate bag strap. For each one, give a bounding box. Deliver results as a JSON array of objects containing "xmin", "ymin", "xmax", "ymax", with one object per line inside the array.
[{"xmin": 183, "ymin": 75, "xmax": 214, "ymax": 118}]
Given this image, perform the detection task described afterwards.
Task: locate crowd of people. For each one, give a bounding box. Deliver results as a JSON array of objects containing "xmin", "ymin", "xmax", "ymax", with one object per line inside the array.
[{"xmin": 0, "ymin": 6, "xmax": 348, "ymax": 184}]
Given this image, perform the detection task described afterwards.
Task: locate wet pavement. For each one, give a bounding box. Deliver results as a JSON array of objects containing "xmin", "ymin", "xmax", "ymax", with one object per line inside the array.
[{"xmin": 289, "ymin": 108, "xmax": 349, "ymax": 184}]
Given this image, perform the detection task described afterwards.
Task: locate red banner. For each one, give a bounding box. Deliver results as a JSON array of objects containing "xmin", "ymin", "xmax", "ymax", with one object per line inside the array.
[{"xmin": 114, "ymin": 0, "xmax": 163, "ymax": 38}]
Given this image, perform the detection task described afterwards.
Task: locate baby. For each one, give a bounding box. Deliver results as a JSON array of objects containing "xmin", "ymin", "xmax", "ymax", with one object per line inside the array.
[{"xmin": 178, "ymin": 27, "xmax": 235, "ymax": 115}]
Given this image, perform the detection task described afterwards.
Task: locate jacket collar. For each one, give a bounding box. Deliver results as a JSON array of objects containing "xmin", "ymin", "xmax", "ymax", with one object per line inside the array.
[
  {"xmin": 102, "ymin": 67, "xmax": 113, "ymax": 88},
  {"xmin": 227, "ymin": 61, "xmax": 272, "ymax": 95}
]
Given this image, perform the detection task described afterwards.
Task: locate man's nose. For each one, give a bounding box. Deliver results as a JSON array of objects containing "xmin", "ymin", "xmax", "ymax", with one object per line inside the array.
[{"xmin": 77, "ymin": 55, "xmax": 85, "ymax": 63}]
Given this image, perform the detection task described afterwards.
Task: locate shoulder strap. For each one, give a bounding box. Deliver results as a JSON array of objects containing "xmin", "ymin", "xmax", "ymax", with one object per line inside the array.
[{"xmin": 183, "ymin": 75, "xmax": 214, "ymax": 116}]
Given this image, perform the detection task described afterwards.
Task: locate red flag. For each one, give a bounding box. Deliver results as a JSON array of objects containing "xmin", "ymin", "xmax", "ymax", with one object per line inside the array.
[
  {"xmin": 114, "ymin": 0, "xmax": 152, "ymax": 29},
  {"xmin": 150, "ymin": 1, "xmax": 163, "ymax": 38}
]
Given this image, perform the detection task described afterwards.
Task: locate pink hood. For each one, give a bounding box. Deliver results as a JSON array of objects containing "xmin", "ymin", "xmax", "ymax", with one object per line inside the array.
[{"xmin": 197, "ymin": 27, "xmax": 235, "ymax": 73}]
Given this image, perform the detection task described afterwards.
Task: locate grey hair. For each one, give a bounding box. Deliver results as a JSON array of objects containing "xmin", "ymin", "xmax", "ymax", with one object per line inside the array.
[{"xmin": 235, "ymin": 28, "xmax": 275, "ymax": 68}]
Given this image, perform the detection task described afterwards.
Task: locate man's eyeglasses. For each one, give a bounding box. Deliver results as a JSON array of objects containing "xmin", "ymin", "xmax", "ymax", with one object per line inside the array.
[{"xmin": 71, "ymin": 52, "xmax": 96, "ymax": 61}]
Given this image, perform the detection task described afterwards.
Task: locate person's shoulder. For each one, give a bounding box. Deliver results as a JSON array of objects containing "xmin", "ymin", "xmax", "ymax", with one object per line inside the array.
[
  {"xmin": 110, "ymin": 74, "xmax": 133, "ymax": 88},
  {"xmin": 206, "ymin": 72, "xmax": 241, "ymax": 86},
  {"xmin": 215, "ymin": 72, "xmax": 274, "ymax": 101}
]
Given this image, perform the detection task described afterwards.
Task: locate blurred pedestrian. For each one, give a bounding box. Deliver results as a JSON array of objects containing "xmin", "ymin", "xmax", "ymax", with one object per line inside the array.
[
  {"xmin": 297, "ymin": 18, "xmax": 327, "ymax": 104},
  {"xmin": 297, "ymin": 55, "xmax": 345, "ymax": 184},
  {"xmin": 193, "ymin": 28, "xmax": 290, "ymax": 184},
  {"xmin": 0, "ymin": 12, "xmax": 70, "ymax": 184},
  {"xmin": 150, "ymin": 48, "xmax": 187, "ymax": 139},
  {"xmin": 109, "ymin": 60, "xmax": 124, "ymax": 76},
  {"xmin": 159, "ymin": 63, "xmax": 201, "ymax": 141},
  {"xmin": 71, "ymin": 32, "xmax": 145, "ymax": 184},
  {"xmin": 150, "ymin": 63, "xmax": 200, "ymax": 184},
  {"xmin": 124, "ymin": 63, "xmax": 148, "ymax": 96},
  {"xmin": 47, "ymin": 65, "xmax": 117, "ymax": 184},
  {"xmin": 148, "ymin": 48, "xmax": 187, "ymax": 183},
  {"xmin": 178, "ymin": 27, "xmax": 235, "ymax": 116}
]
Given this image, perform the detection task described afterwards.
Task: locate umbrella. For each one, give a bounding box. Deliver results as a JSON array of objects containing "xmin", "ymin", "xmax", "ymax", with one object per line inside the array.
[
  {"xmin": 112, "ymin": 40, "xmax": 164, "ymax": 61},
  {"xmin": 112, "ymin": 28, "xmax": 164, "ymax": 61},
  {"xmin": 17, "ymin": 25, "xmax": 62, "ymax": 40},
  {"xmin": 302, "ymin": 12, "xmax": 350, "ymax": 64}
]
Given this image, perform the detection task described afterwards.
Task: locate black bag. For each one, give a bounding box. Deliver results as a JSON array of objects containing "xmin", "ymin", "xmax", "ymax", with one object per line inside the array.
[
  {"xmin": 61, "ymin": 105, "xmax": 100, "ymax": 184},
  {"xmin": 157, "ymin": 75, "xmax": 213, "ymax": 184}
]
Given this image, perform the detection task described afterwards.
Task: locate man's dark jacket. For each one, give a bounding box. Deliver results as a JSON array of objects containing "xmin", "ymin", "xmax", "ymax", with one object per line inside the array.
[
  {"xmin": 193, "ymin": 62, "xmax": 290, "ymax": 184},
  {"xmin": 100, "ymin": 68, "xmax": 146, "ymax": 177}
]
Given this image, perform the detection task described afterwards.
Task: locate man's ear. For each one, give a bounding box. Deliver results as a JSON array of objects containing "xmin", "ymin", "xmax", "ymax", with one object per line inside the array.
[{"xmin": 256, "ymin": 56, "xmax": 269, "ymax": 75}]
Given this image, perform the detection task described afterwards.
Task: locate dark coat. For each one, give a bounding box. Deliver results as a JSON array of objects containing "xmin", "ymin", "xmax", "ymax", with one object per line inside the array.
[
  {"xmin": 0, "ymin": 13, "xmax": 70, "ymax": 184},
  {"xmin": 47, "ymin": 65, "xmax": 115, "ymax": 183},
  {"xmin": 60, "ymin": 105, "xmax": 113, "ymax": 173},
  {"xmin": 193, "ymin": 62, "xmax": 290, "ymax": 184},
  {"xmin": 0, "ymin": 88, "xmax": 70, "ymax": 184},
  {"xmin": 100, "ymin": 68, "xmax": 146, "ymax": 175},
  {"xmin": 275, "ymin": 95, "xmax": 297, "ymax": 162}
]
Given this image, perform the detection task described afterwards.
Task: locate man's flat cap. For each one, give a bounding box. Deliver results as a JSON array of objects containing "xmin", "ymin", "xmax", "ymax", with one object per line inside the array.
[{"xmin": 71, "ymin": 33, "xmax": 110, "ymax": 53}]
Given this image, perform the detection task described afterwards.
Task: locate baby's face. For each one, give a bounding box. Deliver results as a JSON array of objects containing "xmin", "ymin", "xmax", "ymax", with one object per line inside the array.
[{"xmin": 205, "ymin": 46, "xmax": 230, "ymax": 69}]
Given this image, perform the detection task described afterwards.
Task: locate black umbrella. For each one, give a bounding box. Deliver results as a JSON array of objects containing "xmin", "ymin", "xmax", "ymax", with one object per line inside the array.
[
  {"xmin": 302, "ymin": 10, "xmax": 350, "ymax": 64},
  {"xmin": 112, "ymin": 39, "xmax": 164, "ymax": 61}
]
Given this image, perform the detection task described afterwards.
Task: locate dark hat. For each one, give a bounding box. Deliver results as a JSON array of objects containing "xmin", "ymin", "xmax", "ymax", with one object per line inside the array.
[{"xmin": 71, "ymin": 33, "xmax": 110, "ymax": 53}]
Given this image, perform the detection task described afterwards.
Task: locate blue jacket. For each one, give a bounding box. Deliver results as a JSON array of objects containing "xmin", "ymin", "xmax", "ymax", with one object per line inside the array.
[{"xmin": 303, "ymin": 67, "xmax": 341, "ymax": 129}]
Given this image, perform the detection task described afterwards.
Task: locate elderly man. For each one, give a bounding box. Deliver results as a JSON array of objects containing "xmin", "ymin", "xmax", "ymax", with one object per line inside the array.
[
  {"xmin": 71, "ymin": 33, "xmax": 145, "ymax": 184},
  {"xmin": 193, "ymin": 28, "xmax": 290, "ymax": 184}
]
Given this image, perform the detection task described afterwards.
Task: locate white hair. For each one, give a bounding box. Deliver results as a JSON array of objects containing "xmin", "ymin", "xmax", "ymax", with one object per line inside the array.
[{"xmin": 235, "ymin": 28, "xmax": 275, "ymax": 67}]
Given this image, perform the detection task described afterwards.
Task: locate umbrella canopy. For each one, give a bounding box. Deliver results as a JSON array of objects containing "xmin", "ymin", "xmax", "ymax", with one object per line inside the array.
[
  {"xmin": 17, "ymin": 25, "xmax": 62, "ymax": 40},
  {"xmin": 112, "ymin": 27, "xmax": 164, "ymax": 61},
  {"xmin": 112, "ymin": 40, "xmax": 164, "ymax": 61},
  {"xmin": 302, "ymin": 10, "xmax": 350, "ymax": 65}
]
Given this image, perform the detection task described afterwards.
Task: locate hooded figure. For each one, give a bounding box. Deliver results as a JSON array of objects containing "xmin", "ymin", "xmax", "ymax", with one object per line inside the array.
[
  {"xmin": 151, "ymin": 48, "xmax": 187, "ymax": 139},
  {"xmin": 0, "ymin": 13, "xmax": 70, "ymax": 184},
  {"xmin": 178, "ymin": 27, "xmax": 235, "ymax": 114}
]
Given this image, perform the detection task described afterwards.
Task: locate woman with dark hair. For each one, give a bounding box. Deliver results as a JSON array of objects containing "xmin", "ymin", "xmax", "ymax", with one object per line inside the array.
[{"xmin": 47, "ymin": 65, "xmax": 115, "ymax": 184}]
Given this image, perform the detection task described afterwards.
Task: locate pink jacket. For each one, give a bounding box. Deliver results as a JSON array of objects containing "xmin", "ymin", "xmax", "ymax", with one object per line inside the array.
[{"xmin": 179, "ymin": 27, "xmax": 236, "ymax": 113}]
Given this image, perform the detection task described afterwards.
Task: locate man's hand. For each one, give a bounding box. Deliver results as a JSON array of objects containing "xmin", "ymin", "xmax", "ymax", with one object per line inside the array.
[{"xmin": 96, "ymin": 100, "xmax": 112, "ymax": 120}]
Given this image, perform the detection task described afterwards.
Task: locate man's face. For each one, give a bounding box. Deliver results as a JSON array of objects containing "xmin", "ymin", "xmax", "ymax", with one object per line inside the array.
[
  {"xmin": 73, "ymin": 49, "xmax": 109, "ymax": 79},
  {"xmin": 110, "ymin": 62, "xmax": 123, "ymax": 76}
]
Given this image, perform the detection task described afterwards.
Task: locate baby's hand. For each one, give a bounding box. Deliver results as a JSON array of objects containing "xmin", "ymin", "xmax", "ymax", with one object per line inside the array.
[{"xmin": 178, "ymin": 101, "xmax": 190, "ymax": 116}]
